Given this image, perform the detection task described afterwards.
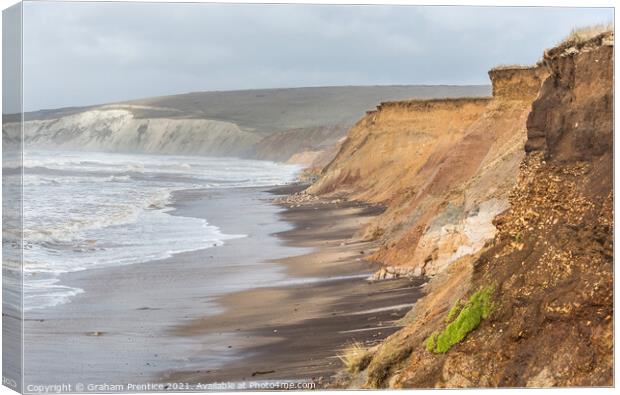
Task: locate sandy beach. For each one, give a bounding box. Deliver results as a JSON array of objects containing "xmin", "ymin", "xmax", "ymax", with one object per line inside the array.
[
  {"xmin": 166, "ymin": 186, "xmax": 426, "ymax": 386},
  {"xmin": 22, "ymin": 185, "xmax": 425, "ymax": 389}
]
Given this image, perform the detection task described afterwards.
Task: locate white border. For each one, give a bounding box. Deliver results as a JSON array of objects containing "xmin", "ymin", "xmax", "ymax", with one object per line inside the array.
[{"xmin": 0, "ymin": 2, "xmax": 617, "ymax": 395}]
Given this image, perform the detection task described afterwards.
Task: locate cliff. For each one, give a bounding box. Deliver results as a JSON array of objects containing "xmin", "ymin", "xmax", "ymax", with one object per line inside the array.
[
  {"xmin": 251, "ymin": 124, "xmax": 347, "ymax": 163},
  {"xmin": 308, "ymin": 97, "xmax": 492, "ymax": 201},
  {"xmin": 3, "ymin": 85, "xmax": 489, "ymax": 161},
  {"xmin": 309, "ymin": 65, "xmax": 547, "ymax": 277},
  {"xmin": 3, "ymin": 108, "xmax": 260, "ymax": 157},
  {"xmin": 327, "ymin": 31, "xmax": 613, "ymax": 388}
]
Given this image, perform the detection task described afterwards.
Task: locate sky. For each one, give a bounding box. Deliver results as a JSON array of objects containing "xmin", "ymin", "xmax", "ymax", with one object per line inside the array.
[{"xmin": 9, "ymin": 1, "xmax": 615, "ymax": 112}]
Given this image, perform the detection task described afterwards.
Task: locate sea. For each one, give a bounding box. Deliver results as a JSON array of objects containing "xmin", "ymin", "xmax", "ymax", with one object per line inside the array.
[{"xmin": 3, "ymin": 150, "xmax": 301, "ymax": 312}]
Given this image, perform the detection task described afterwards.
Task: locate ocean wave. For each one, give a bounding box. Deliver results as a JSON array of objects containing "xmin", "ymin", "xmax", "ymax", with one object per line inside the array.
[
  {"xmin": 23, "ymin": 277, "xmax": 85, "ymax": 312},
  {"xmin": 19, "ymin": 149, "xmax": 299, "ymax": 311},
  {"xmin": 23, "ymin": 185, "xmax": 174, "ymax": 243},
  {"xmin": 106, "ymin": 174, "xmax": 132, "ymax": 182}
]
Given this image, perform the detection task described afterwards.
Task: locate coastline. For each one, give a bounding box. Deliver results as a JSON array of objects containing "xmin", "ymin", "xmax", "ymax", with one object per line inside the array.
[
  {"xmin": 22, "ymin": 184, "xmax": 425, "ymax": 389},
  {"xmin": 23, "ymin": 186, "xmax": 304, "ymax": 386},
  {"xmin": 164, "ymin": 186, "xmax": 426, "ymax": 386}
]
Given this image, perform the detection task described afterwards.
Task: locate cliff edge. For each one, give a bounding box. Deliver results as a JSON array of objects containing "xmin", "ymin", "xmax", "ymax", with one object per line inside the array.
[
  {"xmin": 322, "ymin": 30, "xmax": 613, "ymax": 388},
  {"xmin": 308, "ymin": 63, "xmax": 547, "ymax": 278}
]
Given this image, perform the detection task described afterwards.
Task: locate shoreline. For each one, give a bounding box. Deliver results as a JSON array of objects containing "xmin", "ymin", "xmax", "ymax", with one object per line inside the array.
[
  {"xmin": 163, "ymin": 186, "xmax": 426, "ymax": 386},
  {"xmin": 23, "ymin": 185, "xmax": 305, "ymax": 386},
  {"xmin": 22, "ymin": 183, "xmax": 425, "ymax": 388}
]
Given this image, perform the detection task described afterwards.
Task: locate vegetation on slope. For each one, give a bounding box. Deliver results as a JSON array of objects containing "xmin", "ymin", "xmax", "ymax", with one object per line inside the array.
[
  {"xmin": 562, "ymin": 23, "xmax": 614, "ymax": 45},
  {"xmin": 425, "ymin": 286, "xmax": 494, "ymax": 354},
  {"xmin": 337, "ymin": 342, "xmax": 372, "ymax": 374}
]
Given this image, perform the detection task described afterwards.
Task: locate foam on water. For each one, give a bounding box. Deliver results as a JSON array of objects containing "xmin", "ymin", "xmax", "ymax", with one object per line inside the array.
[{"xmin": 5, "ymin": 150, "xmax": 301, "ymax": 311}]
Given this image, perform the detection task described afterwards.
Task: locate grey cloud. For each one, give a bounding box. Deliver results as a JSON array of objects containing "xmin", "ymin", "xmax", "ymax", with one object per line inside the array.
[{"xmin": 15, "ymin": 1, "xmax": 614, "ymax": 112}]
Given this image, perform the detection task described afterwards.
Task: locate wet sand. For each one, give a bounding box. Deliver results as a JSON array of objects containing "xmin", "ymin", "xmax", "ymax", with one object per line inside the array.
[
  {"xmin": 164, "ymin": 187, "xmax": 426, "ymax": 386},
  {"xmin": 23, "ymin": 187, "xmax": 304, "ymax": 387},
  {"xmin": 22, "ymin": 185, "xmax": 425, "ymax": 390}
]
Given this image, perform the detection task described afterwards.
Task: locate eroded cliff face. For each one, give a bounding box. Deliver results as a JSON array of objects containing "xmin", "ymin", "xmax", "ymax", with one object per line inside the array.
[
  {"xmin": 251, "ymin": 124, "xmax": 347, "ymax": 163},
  {"xmin": 340, "ymin": 31, "xmax": 613, "ymax": 389},
  {"xmin": 4, "ymin": 107, "xmax": 260, "ymax": 157},
  {"xmin": 310, "ymin": 66, "xmax": 547, "ymax": 277},
  {"xmin": 308, "ymin": 98, "xmax": 492, "ymax": 201},
  {"xmin": 526, "ymin": 33, "xmax": 614, "ymax": 161}
]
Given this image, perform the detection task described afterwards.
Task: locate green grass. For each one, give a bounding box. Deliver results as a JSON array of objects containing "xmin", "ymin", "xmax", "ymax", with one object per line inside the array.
[
  {"xmin": 425, "ymin": 285, "xmax": 495, "ymax": 354},
  {"xmin": 425, "ymin": 331, "xmax": 439, "ymax": 353}
]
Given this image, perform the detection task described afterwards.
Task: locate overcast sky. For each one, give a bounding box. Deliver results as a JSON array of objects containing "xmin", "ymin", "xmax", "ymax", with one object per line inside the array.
[{"xmin": 14, "ymin": 2, "xmax": 614, "ymax": 112}]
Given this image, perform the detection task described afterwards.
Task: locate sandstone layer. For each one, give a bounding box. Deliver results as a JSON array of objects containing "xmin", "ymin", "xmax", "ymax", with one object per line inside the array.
[
  {"xmin": 324, "ymin": 31, "xmax": 613, "ymax": 389},
  {"xmin": 309, "ymin": 66, "xmax": 548, "ymax": 278}
]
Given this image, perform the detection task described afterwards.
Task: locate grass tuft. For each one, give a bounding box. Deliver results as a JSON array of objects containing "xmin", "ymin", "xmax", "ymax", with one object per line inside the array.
[
  {"xmin": 491, "ymin": 64, "xmax": 533, "ymax": 71},
  {"xmin": 425, "ymin": 285, "xmax": 495, "ymax": 354},
  {"xmin": 338, "ymin": 342, "xmax": 372, "ymax": 373},
  {"xmin": 425, "ymin": 331, "xmax": 438, "ymax": 353},
  {"xmin": 561, "ymin": 23, "xmax": 613, "ymax": 46}
]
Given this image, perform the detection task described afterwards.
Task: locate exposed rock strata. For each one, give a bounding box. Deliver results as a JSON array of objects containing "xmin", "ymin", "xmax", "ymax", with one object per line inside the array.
[
  {"xmin": 252, "ymin": 124, "xmax": 346, "ymax": 163},
  {"xmin": 310, "ymin": 66, "xmax": 547, "ymax": 278},
  {"xmin": 329, "ymin": 31, "xmax": 613, "ymax": 389}
]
